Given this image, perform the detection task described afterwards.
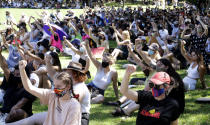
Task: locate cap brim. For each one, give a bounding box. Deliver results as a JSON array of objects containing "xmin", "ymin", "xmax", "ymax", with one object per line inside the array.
[{"xmin": 150, "ymin": 78, "xmax": 164, "ymax": 85}]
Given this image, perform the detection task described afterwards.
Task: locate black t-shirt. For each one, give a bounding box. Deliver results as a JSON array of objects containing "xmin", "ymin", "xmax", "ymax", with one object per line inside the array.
[
  {"xmin": 136, "ymin": 90, "xmax": 180, "ymax": 125},
  {"xmin": 0, "ymin": 73, "xmax": 36, "ymax": 116}
]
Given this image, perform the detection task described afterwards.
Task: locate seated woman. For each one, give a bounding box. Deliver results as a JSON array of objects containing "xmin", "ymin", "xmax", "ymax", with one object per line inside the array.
[
  {"xmin": 45, "ymin": 53, "xmax": 91, "ymax": 125},
  {"xmin": 0, "ymin": 49, "xmax": 37, "ymax": 123},
  {"xmin": 7, "ymin": 61, "xmax": 81, "ymax": 125},
  {"xmin": 137, "ymin": 42, "xmax": 161, "ymax": 67},
  {"xmin": 181, "ymin": 40, "xmax": 207, "ymax": 90},
  {"xmin": 48, "ymin": 24, "xmax": 63, "ymax": 52},
  {"xmin": 63, "ymin": 36, "xmax": 91, "ymax": 78},
  {"xmin": 84, "ymin": 39, "xmax": 119, "ymax": 104},
  {"xmin": 112, "ymin": 43, "xmax": 185, "ymax": 124},
  {"xmin": 1, "ymin": 33, "xmax": 22, "ymax": 71},
  {"xmin": 121, "ymin": 67, "xmax": 181, "ymax": 125},
  {"xmin": 111, "ymin": 24, "xmax": 131, "ymax": 60}
]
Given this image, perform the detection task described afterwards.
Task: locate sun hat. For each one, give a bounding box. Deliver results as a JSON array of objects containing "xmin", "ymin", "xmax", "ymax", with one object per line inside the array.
[{"xmin": 63, "ymin": 62, "xmax": 86, "ymax": 73}]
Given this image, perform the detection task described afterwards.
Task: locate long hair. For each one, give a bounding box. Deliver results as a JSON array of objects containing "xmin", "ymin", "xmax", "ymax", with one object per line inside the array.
[
  {"xmin": 50, "ymin": 52, "xmax": 61, "ymax": 71},
  {"xmin": 190, "ymin": 49, "xmax": 204, "ymax": 65},
  {"xmin": 54, "ymin": 72, "xmax": 78, "ymax": 100},
  {"xmin": 158, "ymin": 58, "xmax": 185, "ymax": 114}
]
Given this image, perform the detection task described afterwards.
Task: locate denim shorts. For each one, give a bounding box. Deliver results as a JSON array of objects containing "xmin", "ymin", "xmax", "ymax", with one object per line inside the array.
[{"xmin": 87, "ymin": 82, "xmax": 105, "ymax": 96}]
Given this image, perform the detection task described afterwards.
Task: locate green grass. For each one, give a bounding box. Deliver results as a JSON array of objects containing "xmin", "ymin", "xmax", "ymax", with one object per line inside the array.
[{"xmin": 0, "ymin": 8, "xmax": 210, "ymax": 125}]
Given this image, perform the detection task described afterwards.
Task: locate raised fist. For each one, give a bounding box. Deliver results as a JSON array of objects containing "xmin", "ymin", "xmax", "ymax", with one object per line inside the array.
[
  {"xmin": 126, "ymin": 64, "xmax": 136, "ymax": 75},
  {"xmin": 19, "ymin": 60, "xmax": 27, "ymax": 69}
]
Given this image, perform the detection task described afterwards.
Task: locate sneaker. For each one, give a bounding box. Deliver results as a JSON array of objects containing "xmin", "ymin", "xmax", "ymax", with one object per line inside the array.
[{"xmin": 112, "ymin": 107, "xmax": 126, "ymax": 117}]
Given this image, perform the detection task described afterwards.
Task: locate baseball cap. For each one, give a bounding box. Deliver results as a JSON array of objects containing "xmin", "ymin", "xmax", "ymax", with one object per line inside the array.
[{"xmin": 150, "ymin": 72, "xmax": 171, "ymax": 85}]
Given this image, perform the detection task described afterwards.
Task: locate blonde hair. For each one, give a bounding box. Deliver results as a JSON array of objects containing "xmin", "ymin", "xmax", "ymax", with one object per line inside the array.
[
  {"xmin": 54, "ymin": 72, "xmax": 73, "ymax": 86},
  {"xmin": 122, "ymin": 30, "xmax": 130, "ymax": 40}
]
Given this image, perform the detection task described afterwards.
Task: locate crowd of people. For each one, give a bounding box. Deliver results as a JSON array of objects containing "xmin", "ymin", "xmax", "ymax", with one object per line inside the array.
[
  {"xmin": 0, "ymin": 0, "xmax": 104, "ymax": 9},
  {"xmin": 0, "ymin": 1, "xmax": 209, "ymax": 125}
]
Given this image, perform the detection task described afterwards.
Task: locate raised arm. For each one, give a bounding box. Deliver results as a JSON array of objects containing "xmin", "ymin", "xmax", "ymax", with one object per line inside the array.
[
  {"xmin": 28, "ymin": 16, "xmax": 33, "ymax": 30},
  {"xmin": 114, "ymin": 32, "xmax": 130, "ymax": 46},
  {"xmin": 112, "ymin": 23, "xmax": 123, "ymax": 40},
  {"xmin": 84, "ymin": 40, "xmax": 101, "ymax": 68},
  {"xmin": 181, "ymin": 26, "xmax": 190, "ymax": 39},
  {"xmin": 120, "ymin": 65, "xmax": 138, "ymax": 102},
  {"xmin": 63, "ymin": 36, "xmax": 82, "ymax": 55},
  {"xmin": 196, "ymin": 15, "xmax": 208, "ymax": 36},
  {"xmin": 1, "ymin": 33, "xmax": 9, "ymax": 49},
  {"xmin": 0, "ymin": 47, "xmax": 10, "ymax": 81},
  {"xmin": 48, "ymin": 23, "xmax": 55, "ymax": 36},
  {"xmin": 136, "ymin": 44, "xmax": 153, "ymax": 66},
  {"xmin": 127, "ymin": 43, "xmax": 145, "ymax": 68},
  {"xmin": 180, "ymin": 40, "xmax": 191, "ymax": 63},
  {"xmin": 83, "ymin": 56, "xmax": 90, "ymax": 73},
  {"xmin": 25, "ymin": 50, "xmax": 45, "ymax": 64},
  {"xmin": 19, "ymin": 60, "xmax": 47, "ymax": 99},
  {"xmin": 68, "ymin": 20, "xmax": 78, "ymax": 36}
]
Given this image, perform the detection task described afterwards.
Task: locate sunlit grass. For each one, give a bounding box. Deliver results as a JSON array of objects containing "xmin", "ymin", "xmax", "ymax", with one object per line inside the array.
[{"xmin": 0, "ymin": 8, "xmax": 209, "ymax": 125}]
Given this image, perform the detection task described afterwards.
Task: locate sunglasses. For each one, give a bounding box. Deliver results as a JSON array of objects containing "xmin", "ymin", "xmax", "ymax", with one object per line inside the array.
[{"xmin": 149, "ymin": 82, "xmax": 161, "ymax": 89}]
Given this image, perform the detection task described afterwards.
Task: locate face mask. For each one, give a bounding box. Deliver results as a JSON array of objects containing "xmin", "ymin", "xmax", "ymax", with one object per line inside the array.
[
  {"xmin": 54, "ymin": 35, "xmax": 58, "ymax": 41},
  {"xmin": 148, "ymin": 49, "xmax": 154, "ymax": 55},
  {"xmin": 102, "ymin": 61, "xmax": 109, "ymax": 68},
  {"xmin": 39, "ymin": 46, "xmax": 44, "ymax": 53},
  {"xmin": 152, "ymin": 87, "xmax": 165, "ymax": 97},
  {"xmin": 71, "ymin": 35, "xmax": 76, "ymax": 39},
  {"xmin": 80, "ymin": 47, "xmax": 85, "ymax": 53},
  {"xmin": 54, "ymin": 88, "xmax": 67, "ymax": 97},
  {"xmin": 31, "ymin": 25, "xmax": 35, "ymax": 30},
  {"xmin": 13, "ymin": 76, "xmax": 22, "ymax": 84}
]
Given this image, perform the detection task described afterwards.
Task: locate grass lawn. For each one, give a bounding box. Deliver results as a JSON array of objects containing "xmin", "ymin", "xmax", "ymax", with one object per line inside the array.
[{"xmin": 0, "ymin": 8, "xmax": 210, "ymax": 125}]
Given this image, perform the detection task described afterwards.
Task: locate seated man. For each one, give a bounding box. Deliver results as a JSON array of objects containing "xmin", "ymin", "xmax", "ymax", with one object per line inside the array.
[{"xmin": 0, "ymin": 47, "xmax": 36, "ymax": 123}]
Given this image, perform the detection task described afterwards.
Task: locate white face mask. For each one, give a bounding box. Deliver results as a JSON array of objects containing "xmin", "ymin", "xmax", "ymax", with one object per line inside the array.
[
  {"xmin": 39, "ymin": 46, "xmax": 44, "ymax": 52},
  {"xmin": 31, "ymin": 25, "xmax": 35, "ymax": 30},
  {"xmin": 80, "ymin": 47, "xmax": 85, "ymax": 53},
  {"xmin": 71, "ymin": 35, "xmax": 76, "ymax": 39}
]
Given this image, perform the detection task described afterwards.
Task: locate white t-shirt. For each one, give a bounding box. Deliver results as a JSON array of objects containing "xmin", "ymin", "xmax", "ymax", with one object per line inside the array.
[
  {"xmin": 73, "ymin": 82, "xmax": 91, "ymax": 113},
  {"xmin": 159, "ymin": 29, "xmax": 168, "ymax": 41},
  {"xmin": 92, "ymin": 67, "xmax": 115, "ymax": 90}
]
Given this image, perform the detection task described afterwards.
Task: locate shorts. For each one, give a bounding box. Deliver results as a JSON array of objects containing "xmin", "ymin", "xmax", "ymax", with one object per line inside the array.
[
  {"xmin": 87, "ymin": 82, "xmax": 105, "ymax": 96},
  {"xmin": 183, "ymin": 76, "xmax": 197, "ymax": 90}
]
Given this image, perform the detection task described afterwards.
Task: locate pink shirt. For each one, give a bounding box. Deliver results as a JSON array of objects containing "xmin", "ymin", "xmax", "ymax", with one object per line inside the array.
[{"xmin": 50, "ymin": 33, "xmax": 63, "ymax": 52}]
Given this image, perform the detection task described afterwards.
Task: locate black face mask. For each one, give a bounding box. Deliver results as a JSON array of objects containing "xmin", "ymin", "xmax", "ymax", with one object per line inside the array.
[
  {"xmin": 54, "ymin": 35, "xmax": 58, "ymax": 41},
  {"xmin": 13, "ymin": 76, "xmax": 22, "ymax": 84},
  {"xmin": 102, "ymin": 61, "xmax": 109, "ymax": 68}
]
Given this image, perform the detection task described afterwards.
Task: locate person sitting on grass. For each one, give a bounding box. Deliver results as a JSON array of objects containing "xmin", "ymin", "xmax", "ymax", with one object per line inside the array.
[
  {"xmin": 7, "ymin": 61, "xmax": 81, "ymax": 125},
  {"xmin": 45, "ymin": 53, "xmax": 91, "ymax": 125},
  {"xmin": 84, "ymin": 40, "xmax": 119, "ymax": 104},
  {"xmin": 180, "ymin": 40, "xmax": 207, "ymax": 90},
  {"xmin": 0, "ymin": 47, "xmax": 36, "ymax": 123},
  {"xmin": 121, "ymin": 67, "xmax": 181, "ymax": 125}
]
